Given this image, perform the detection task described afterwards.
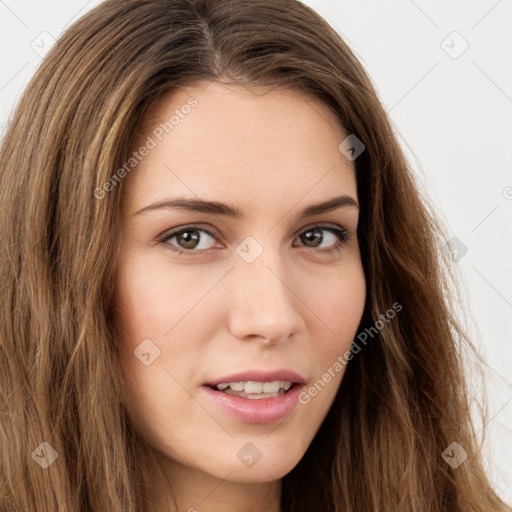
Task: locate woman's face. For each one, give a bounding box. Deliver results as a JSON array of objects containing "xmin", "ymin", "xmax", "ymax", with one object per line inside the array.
[{"xmin": 114, "ymin": 81, "xmax": 366, "ymax": 485}]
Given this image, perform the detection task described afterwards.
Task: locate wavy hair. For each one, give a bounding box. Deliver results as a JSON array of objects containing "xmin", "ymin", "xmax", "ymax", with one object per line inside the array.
[{"xmin": 0, "ymin": 0, "xmax": 509, "ymax": 510}]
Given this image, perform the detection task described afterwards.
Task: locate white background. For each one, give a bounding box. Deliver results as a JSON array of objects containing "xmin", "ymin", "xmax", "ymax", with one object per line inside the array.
[{"xmin": 0, "ymin": 0, "xmax": 511, "ymax": 503}]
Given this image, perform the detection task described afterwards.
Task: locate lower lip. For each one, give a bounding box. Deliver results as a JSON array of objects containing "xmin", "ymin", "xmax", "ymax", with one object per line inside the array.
[{"xmin": 202, "ymin": 384, "xmax": 304, "ymax": 424}]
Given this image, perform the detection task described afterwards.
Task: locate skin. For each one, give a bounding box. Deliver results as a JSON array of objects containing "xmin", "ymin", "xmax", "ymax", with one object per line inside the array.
[{"xmin": 114, "ymin": 81, "xmax": 366, "ymax": 512}]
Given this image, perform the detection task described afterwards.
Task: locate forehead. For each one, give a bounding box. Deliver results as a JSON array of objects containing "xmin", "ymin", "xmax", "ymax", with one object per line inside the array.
[{"xmin": 122, "ymin": 81, "xmax": 357, "ymax": 215}]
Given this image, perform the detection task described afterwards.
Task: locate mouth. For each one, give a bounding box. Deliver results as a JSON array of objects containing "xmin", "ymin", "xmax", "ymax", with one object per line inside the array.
[
  {"xmin": 201, "ymin": 370, "xmax": 306, "ymax": 424},
  {"xmin": 206, "ymin": 380, "xmax": 297, "ymax": 399},
  {"xmin": 202, "ymin": 381, "xmax": 305, "ymax": 425}
]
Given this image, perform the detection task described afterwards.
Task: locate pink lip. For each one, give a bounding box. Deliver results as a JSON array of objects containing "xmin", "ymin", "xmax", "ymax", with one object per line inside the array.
[
  {"xmin": 203, "ymin": 369, "xmax": 306, "ymax": 387},
  {"xmin": 202, "ymin": 383, "xmax": 305, "ymax": 424}
]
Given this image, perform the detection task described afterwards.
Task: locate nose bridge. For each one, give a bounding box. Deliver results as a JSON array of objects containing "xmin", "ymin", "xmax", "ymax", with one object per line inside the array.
[{"xmin": 227, "ymin": 239, "xmax": 301, "ymax": 343}]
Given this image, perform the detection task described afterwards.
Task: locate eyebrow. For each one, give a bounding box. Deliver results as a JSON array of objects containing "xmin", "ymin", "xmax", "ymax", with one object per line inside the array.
[{"xmin": 133, "ymin": 194, "xmax": 360, "ymax": 218}]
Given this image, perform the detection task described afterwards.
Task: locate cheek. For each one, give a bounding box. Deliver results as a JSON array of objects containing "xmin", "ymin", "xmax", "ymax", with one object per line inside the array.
[
  {"xmin": 309, "ymin": 264, "xmax": 366, "ymax": 355},
  {"xmin": 114, "ymin": 257, "xmax": 197, "ymax": 439},
  {"xmin": 115, "ymin": 252, "xmax": 215, "ymax": 341},
  {"xmin": 114, "ymin": 253, "xmax": 221, "ymax": 399},
  {"xmin": 297, "ymin": 270, "xmax": 365, "ymax": 417}
]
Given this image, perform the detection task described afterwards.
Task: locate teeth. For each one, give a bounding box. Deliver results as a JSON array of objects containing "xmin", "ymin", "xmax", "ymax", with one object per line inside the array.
[
  {"xmin": 262, "ymin": 381, "xmax": 279, "ymax": 393},
  {"xmin": 228, "ymin": 382, "xmax": 244, "ymax": 391},
  {"xmin": 214, "ymin": 380, "xmax": 294, "ymax": 393},
  {"xmin": 245, "ymin": 381, "xmax": 263, "ymax": 393}
]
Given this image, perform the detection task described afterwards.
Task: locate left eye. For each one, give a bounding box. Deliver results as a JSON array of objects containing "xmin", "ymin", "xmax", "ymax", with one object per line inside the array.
[
  {"xmin": 158, "ymin": 224, "xmax": 350, "ymax": 256},
  {"xmin": 296, "ymin": 226, "xmax": 349, "ymax": 249}
]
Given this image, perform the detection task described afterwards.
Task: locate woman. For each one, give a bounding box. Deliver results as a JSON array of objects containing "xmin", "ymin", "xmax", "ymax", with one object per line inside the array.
[{"xmin": 0, "ymin": 0, "xmax": 509, "ymax": 510}]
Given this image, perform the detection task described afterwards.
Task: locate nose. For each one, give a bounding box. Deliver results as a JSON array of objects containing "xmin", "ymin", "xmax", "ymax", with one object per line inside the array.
[{"xmin": 226, "ymin": 248, "xmax": 303, "ymax": 345}]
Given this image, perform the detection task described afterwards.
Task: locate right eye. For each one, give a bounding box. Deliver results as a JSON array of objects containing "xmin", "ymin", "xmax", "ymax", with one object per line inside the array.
[{"xmin": 157, "ymin": 225, "xmax": 219, "ymax": 256}]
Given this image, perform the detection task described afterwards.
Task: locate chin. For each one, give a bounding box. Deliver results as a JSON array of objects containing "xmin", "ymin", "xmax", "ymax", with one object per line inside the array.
[{"xmin": 201, "ymin": 441, "xmax": 307, "ymax": 483}]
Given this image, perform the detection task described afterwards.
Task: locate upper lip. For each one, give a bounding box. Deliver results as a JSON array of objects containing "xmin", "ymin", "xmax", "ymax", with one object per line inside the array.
[{"xmin": 204, "ymin": 369, "xmax": 306, "ymax": 387}]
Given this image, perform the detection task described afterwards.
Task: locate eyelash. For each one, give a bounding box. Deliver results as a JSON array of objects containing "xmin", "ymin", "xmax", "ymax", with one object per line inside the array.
[{"xmin": 156, "ymin": 223, "xmax": 351, "ymax": 257}]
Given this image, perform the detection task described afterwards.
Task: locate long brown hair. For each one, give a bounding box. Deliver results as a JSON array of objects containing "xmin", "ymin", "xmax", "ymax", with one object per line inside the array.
[{"xmin": 0, "ymin": 0, "xmax": 509, "ymax": 510}]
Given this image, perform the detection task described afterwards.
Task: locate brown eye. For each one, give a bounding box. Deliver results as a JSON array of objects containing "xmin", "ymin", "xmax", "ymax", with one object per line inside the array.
[
  {"xmin": 296, "ymin": 225, "xmax": 350, "ymax": 250},
  {"xmin": 299, "ymin": 227, "xmax": 324, "ymax": 248},
  {"xmin": 158, "ymin": 223, "xmax": 351, "ymax": 257},
  {"xmin": 175, "ymin": 230, "xmax": 201, "ymax": 249},
  {"xmin": 159, "ymin": 226, "xmax": 217, "ymax": 254}
]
